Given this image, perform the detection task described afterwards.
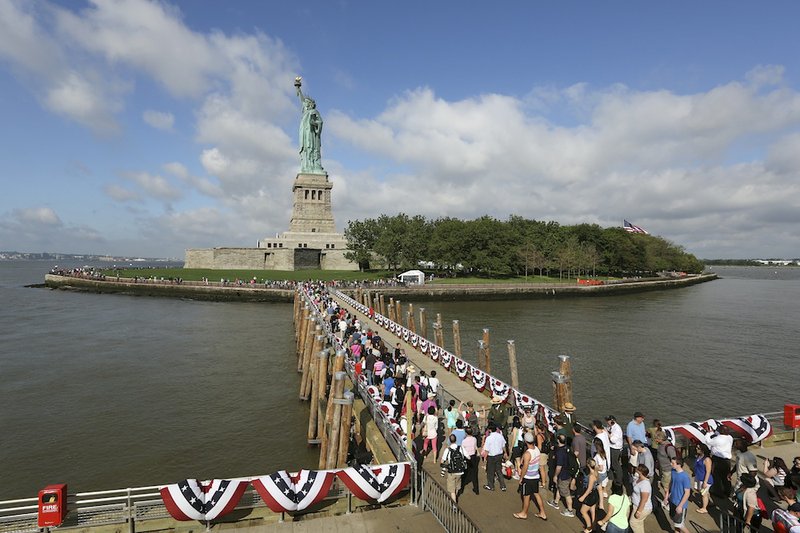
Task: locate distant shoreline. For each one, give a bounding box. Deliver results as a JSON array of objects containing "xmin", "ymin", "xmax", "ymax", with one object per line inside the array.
[{"xmin": 42, "ymin": 273, "xmax": 717, "ymax": 302}]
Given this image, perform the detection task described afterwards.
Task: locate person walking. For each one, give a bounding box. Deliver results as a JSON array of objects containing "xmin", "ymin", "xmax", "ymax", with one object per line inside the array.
[
  {"xmin": 482, "ymin": 423, "xmax": 507, "ymax": 492},
  {"xmin": 606, "ymin": 415, "xmax": 625, "ymax": 484},
  {"xmin": 693, "ymin": 443, "xmax": 713, "ymax": 514},
  {"xmin": 577, "ymin": 457, "xmax": 600, "ymax": 532},
  {"xmin": 630, "ymin": 465, "xmax": 653, "ymax": 533},
  {"xmin": 440, "ymin": 434, "xmax": 467, "ymax": 504},
  {"xmin": 460, "ymin": 427, "xmax": 480, "ymax": 495},
  {"xmin": 513, "ymin": 432, "xmax": 547, "ymax": 521},
  {"xmin": 593, "ymin": 436, "xmax": 610, "ymax": 509},
  {"xmin": 598, "ymin": 482, "xmax": 631, "ymax": 532},
  {"xmin": 547, "ymin": 434, "xmax": 575, "ymax": 517},
  {"xmin": 422, "ymin": 406, "xmax": 439, "ymax": 460},
  {"xmin": 664, "ymin": 456, "xmax": 691, "ymax": 532},
  {"xmin": 706, "ymin": 426, "xmax": 733, "ymax": 497}
]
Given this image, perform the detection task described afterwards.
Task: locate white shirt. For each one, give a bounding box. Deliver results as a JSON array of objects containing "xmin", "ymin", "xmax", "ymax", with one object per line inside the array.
[
  {"xmin": 483, "ymin": 431, "xmax": 506, "ymax": 456},
  {"xmin": 427, "ymin": 377, "xmax": 440, "ymax": 393},
  {"xmin": 608, "ymin": 422, "xmax": 624, "ymax": 450},
  {"xmin": 594, "ymin": 431, "xmax": 612, "ymax": 468},
  {"xmin": 706, "ymin": 433, "xmax": 733, "ymax": 459}
]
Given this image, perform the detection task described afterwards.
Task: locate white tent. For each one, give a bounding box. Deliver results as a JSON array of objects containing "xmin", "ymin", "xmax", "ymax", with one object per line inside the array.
[{"xmin": 398, "ymin": 269, "xmax": 425, "ymax": 285}]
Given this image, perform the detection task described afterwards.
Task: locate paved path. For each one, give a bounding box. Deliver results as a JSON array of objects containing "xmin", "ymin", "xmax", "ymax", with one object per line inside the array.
[
  {"xmin": 216, "ymin": 505, "xmax": 442, "ymax": 532},
  {"xmin": 334, "ymin": 292, "xmax": 794, "ymax": 532}
]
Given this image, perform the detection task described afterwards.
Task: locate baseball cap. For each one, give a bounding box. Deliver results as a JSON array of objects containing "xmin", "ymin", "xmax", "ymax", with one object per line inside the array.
[{"xmin": 789, "ymin": 502, "xmax": 800, "ymax": 513}]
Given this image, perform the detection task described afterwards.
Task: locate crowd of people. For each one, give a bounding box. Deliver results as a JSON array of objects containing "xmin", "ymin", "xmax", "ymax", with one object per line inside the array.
[{"xmin": 304, "ymin": 282, "xmax": 800, "ymax": 532}]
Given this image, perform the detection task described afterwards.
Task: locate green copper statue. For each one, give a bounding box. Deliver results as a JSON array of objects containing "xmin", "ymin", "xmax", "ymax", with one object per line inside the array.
[{"xmin": 294, "ymin": 77, "xmax": 325, "ymax": 175}]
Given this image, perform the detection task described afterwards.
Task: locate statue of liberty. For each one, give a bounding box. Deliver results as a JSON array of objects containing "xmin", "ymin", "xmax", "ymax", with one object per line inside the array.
[{"xmin": 294, "ymin": 77, "xmax": 325, "ymax": 174}]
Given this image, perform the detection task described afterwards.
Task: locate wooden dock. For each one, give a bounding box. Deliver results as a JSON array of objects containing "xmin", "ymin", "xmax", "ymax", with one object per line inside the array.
[{"xmin": 332, "ymin": 291, "xmax": 787, "ymax": 532}]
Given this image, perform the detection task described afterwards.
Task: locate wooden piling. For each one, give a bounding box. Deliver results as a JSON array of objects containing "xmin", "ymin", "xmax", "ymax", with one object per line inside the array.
[
  {"xmin": 301, "ymin": 329, "xmax": 322, "ymax": 399},
  {"xmin": 558, "ymin": 354, "xmax": 574, "ymax": 414},
  {"xmin": 388, "ymin": 298, "xmax": 395, "ymax": 322},
  {"xmin": 507, "ymin": 340, "xmax": 519, "ymax": 390},
  {"xmin": 379, "ymin": 294, "xmax": 386, "ymax": 316},
  {"xmin": 325, "ymin": 371, "xmax": 347, "ymax": 468},
  {"xmin": 292, "ymin": 292, "xmax": 300, "ymax": 329},
  {"xmin": 435, "ymin": 313, "xmax": 444, "ymax": 348},
  {"xmin": 419, "ymin": 308, "xmax": 428, "ymax": 339},
  {"xmin": 320, "ymin": 370, "xmax": 345, "ymax": 467},
  {"xmin": 316, "ymin": 346, "xmax": 330, "ymax": 439},
  {"xmin": 298, "ymin": 311, "xmax": 314, "ymax": 372},
  {"xmin": 453, "ymin": 320, "xmax": 462, "ymax": 357},
  {"xmin": 407, "ymin": 303, "xmax": 415, "ymax": 333},
  {"xmin": 395, "ymin": 300, "xmax": 402, "ymax": 326},
  {"xmin": 308, "ymin": 349, "xmax": 326, "ymax": 443},
  {"xmin": 478, "ymin": 340, "xmax": 486, "ymax": 371},
  {"xmin": 482, "ymin": 328, "xmax": 491, "ymax": 374},
  {"xmin": 337, "ymin": 391, "xmax": 354, "ymax": 467},
  {"xmin": 323, "ymin": 351, "xmax": 346, "ymax": 437}
]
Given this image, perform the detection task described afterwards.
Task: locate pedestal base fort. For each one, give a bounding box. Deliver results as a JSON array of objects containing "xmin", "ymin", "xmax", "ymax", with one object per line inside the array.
[{"xmin": 185, "ymin": 172, "xmax": 357, "ymax": 271}]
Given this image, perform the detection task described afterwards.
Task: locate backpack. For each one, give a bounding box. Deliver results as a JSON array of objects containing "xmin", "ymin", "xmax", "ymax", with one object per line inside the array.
[
  {"xmin": 447, "ymin": 447, "xmax": 467, "ymax": 474},
  {"xmin": 665, "ymin": 443, "xmax": 682, "ymax": 461},
  {"xmin": 567, "ymin": 448, "xmax": 580, "ymax": 478},
  {"xmin": 540, "ymin": 436, "xmax": 553, "ymax": 455},
  {"xmin": 418, "ymin": 381, "xmax": 428, "ymax": 401}
]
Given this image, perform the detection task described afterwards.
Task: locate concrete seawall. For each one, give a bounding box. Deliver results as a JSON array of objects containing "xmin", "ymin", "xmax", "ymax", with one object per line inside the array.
[
  {"xmin": 340, "ymin": 273, "xmax": 718, "ymax": 301},
  {"xmin": 44, "ymin": 274, "xmax": 295, "ymax": 302},
  {"xmin": 44, "ymin": 273, "xmax": 717, "ymax": 302}
]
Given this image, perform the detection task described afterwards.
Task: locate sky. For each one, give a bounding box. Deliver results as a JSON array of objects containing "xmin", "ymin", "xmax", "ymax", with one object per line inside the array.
[{"xmin": 1, "ymin": 1, "xmax": 799, "ymax": 259}]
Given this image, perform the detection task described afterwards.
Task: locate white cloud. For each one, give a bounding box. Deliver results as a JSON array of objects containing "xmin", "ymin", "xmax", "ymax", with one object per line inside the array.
[
  {"xmin": 104, "ymin": 184, "xmax": 141, "ymax": 202},
  {"xmin": 124, "ymin": 171, "xmax": 182, "ymax": 202},
  {"xmin": 143, "ymin": 109, "xmax": 174, "ymax": 131},
  {"xmin": 45, "ymin": 70, "xmax": 123, "ymax": 133},
  {"xmin": 13, "ymin": 207, "xmax": 62, "ymax": 226},
  {"xmin": 329, "ymin": 73, "xmax": 800, "ymax": 258}
]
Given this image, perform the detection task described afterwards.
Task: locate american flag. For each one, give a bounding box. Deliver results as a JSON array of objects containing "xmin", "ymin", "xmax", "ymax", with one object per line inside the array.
[{"xmin": 623, "ymin": 220, "xmax": 649, "ymax": 234}]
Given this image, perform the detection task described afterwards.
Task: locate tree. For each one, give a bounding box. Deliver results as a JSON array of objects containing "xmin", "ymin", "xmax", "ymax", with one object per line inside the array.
[{"xmin": 343, "ymin": 218, "xmax": 378, "ymax": 270}]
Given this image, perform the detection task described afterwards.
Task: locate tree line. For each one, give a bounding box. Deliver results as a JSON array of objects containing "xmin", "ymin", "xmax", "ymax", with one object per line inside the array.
[{"xmin": 344, "ymin": 214, "xmax": 705, "ymax": 277}]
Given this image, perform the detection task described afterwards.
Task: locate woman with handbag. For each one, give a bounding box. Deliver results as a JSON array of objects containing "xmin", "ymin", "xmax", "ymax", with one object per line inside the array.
[{"xmin": 598, "ymin": 482, "xmax": 631, "ymax": 532}]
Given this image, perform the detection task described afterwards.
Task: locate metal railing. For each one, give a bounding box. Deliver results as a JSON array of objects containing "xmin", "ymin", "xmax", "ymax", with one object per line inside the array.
[
  {"xmin": 0, "ymin": 476, "xmax": 373, "ymax": 533},
  {"xmin": 418, "ymin": 469, "xmax": 480, "ymax": 533}
]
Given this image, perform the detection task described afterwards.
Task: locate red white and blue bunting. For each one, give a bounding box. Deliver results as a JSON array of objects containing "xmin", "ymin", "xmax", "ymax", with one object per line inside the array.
[
  {"xmin": 489, "ymin": 377, "xmax": 510, "ymax": 402},
  {"xmin": 470, "ymin": 367, "xmax": 487, "ymax": 391},
  {"xmin": 410, "ymin": 334, "xmax": 418, "ymax": 347},
  {"xmin": 160, "ymin": 461, "xmax": 410, "ymax": 523},
  {"xmin": 418, "ymin": 339, "xmax": 428, "ymax": 353},
  {"xmin": 160, "ymin": 479, "xmax": 248, "ymax": 521},
  {"xmin": 455, "ymin": 358, "xmax": 469, "ymax": 380},
  {"xmin": 663, "ymin": 415, "xmax": 772, "ymax": 445},
  {"xmin": 252, "ymin": 470, "xmax": 335, "ymax": 513},
  {"xmin": 440, "ymin": 350, "xmax": 452, "ymax": 369},
  {"xmin": 429, "ymin": 345, "xmax": 440, "ymax": 361},
  {"xmin": 337, "ymin": 463, "xmax": 410, "ymax": 503}
]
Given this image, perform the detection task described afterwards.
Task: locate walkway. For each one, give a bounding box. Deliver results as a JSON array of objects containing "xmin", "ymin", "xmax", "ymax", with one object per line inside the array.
[
  {"xmin": 216, "ymin": 505, "xmax": 442, "ymax": 533},
  {"xmin": 333, "ymin": 292, "xmax": 741, "ymax": 532}
]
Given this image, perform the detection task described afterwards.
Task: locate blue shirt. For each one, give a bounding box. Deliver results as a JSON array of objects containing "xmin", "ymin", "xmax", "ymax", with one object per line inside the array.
[
  {"xmin": 382, "ymin": 377, "xmax": 394, "ymax": 398},
  {"xmin": 452, "ymin": 428, "xmax": 466, "ymax": 446},
  {"xmin": 626, "ymin": 420, "xmax": 648, "ymax": 445},
  {"xmin": 669, "ymin": 469, "xmax": 691, "ymax": 508}
]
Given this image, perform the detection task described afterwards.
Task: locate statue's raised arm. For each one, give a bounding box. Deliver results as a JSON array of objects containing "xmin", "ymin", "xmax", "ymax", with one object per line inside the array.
[{"xmin": 294, "ymin": 77, "xmax": 325, "ymax": 175}]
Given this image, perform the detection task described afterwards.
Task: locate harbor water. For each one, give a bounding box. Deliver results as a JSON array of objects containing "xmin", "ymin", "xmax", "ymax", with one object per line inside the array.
[{"xmin": 1, "ymin": 262, "xmax": 798, "ymax": 499}]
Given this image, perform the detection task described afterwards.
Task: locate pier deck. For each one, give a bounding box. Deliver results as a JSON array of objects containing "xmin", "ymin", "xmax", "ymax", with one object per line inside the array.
[{"xmin": 332, "ymin": 292, "xmax": 780, "ymax": 532}]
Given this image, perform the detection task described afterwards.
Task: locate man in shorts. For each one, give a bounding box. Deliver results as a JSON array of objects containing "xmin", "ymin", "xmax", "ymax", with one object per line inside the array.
[
  {"xmin": 514, "ymin": 432, "xmax": 547, "ymax": 520},
  {"xmin": 665, "ymin": 456, "xmax": 691, "ymax": 532},
  {"xmin": 547, "ymin": 434, "xmax": 575, "ymax": 517}
]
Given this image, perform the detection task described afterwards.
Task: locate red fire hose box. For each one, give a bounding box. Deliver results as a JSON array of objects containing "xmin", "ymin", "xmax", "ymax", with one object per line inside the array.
[
  {"xmin": 38, "ymin": 484, "xmax": 67, "ymax": 527},
  {"xmin": 784, "ymin": 404, "xmax": 800, "ymax": 429}
]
